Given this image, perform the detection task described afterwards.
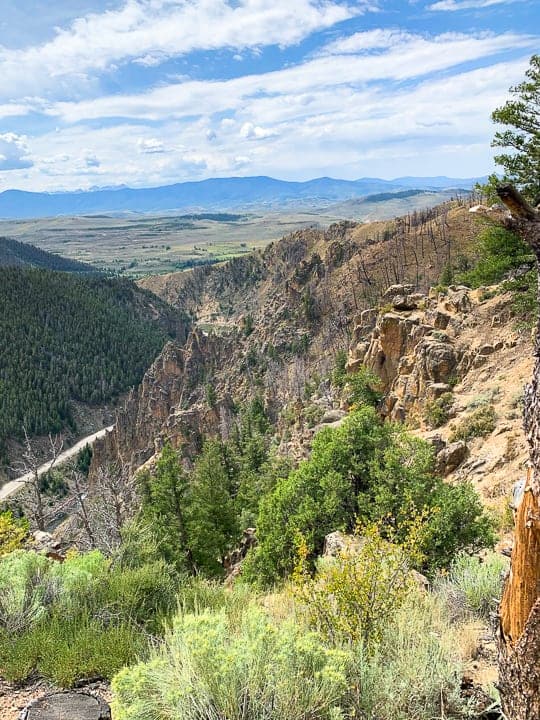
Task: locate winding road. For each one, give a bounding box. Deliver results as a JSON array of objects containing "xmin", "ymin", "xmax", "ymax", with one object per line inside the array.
[{"xmin": 0, "ymin": 425, "xmax": 114, "ymax": 502}]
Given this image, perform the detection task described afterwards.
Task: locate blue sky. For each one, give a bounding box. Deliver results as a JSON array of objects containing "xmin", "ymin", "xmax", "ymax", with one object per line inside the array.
[{"xmin": 0, "ymin": 0, "xmax": 537, "ymax": 191}]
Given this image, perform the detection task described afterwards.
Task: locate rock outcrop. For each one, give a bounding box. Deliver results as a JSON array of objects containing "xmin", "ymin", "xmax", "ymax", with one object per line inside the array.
[
  {"xmin": 91, "ymin": 331, "xmax": 237, "ymax": 476},
  {"xmin": 353, "ymin": 285, "xmax": 467, "ymax": 422}
]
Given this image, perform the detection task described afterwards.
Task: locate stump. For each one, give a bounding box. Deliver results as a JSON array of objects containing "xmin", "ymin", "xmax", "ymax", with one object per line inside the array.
[{"xmin": 20, "ymin": 692, "xmax": 111, "ymax": 720}]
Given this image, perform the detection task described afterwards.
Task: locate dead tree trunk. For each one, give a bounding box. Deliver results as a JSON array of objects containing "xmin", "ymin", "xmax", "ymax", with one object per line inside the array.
[{"xmin": 496, "ymin": 185, "xmax": 540, "ymax": 720}]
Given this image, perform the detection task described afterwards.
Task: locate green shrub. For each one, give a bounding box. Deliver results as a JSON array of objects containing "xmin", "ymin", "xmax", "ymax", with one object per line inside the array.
[
  {"xmin": 244, "ymin": 409, "xmax": 493, "ymax": 585},
  {"xmin": 424, "ymin": 392, "xmax": 454, "ymax": 428},
  {"xmin": 345, "ymin": 367, "xmax": 383, "ymax": 408},
  {"xmin": 0, "ymin": 612, "xmax": 146, "ymax": 686},
  {"xmin": 506, "ymin": 268, "xmax": 538, "ymax": 326},
  {"xmin": 112, "ymin": 603, "xmax": 352, "ymax": 720},
  {"xmin": 449, "ymin": 405, "xmax": 496, "ymax": 442},
  {"xmin": 457, "ymin": 226, "xmax": 534, "ymax": 288},
  {"xmin": 436, "ymin": 552, "xmax": 509, "ymax": 620},
  {"xmin": 303, "ymin": 403, "xmax": 324, "ymax": 428},
  {"xmin": 332, "ymin": 349, "xmax": 348, "ymax": 388}
]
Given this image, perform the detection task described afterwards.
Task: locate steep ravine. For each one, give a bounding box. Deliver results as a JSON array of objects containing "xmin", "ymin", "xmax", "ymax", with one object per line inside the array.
[{"xmin": 91, "ymin": 202, "xmax": 531, "ymax": 529}]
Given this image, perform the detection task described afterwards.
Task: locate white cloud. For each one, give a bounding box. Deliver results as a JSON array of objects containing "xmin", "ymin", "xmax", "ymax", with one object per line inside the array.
[
  {"xmin": 0, "ymin": 0, "xmax": 366, "ymax": 101},
  {"xmin": 48, "ymin": 30, "xmax": 535, "ymax": 125},
  {"xmin": 240, "ymin": 122, "xmax": 276, "ymax": 140},
  {"xmin": 6, "ymin": 52, "xmax": 528, "ymax": 192},
  {"xmin": 428, "ymin": 0, "xmax": 522, "ymax": 10},
  {"xmin": 0, "ymin": 133, "xmax": 33, "ymax": 171},
  {"xmin": 137, "ymin": 137, "xmax": 165, "ymax": 153},
  {"xmin": 320, "ymin": 28, "xmax": 415, "ymax": 54}
]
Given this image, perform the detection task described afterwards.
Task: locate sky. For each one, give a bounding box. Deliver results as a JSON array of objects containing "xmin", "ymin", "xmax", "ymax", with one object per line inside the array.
[{"xmin": 0, "ymin": 0, "xmax": 537, "ymax": 192}]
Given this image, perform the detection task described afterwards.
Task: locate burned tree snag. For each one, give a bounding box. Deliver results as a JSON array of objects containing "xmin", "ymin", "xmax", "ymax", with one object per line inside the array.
[{"xmin": 496, "ymin": 184, "xmax": 540, "ymax": 720}]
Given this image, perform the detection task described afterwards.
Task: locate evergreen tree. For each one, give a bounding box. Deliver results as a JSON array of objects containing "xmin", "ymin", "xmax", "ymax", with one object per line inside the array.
[{"xmin": 492, "ymin": 54, "xmax": 540, "ymax": 202}]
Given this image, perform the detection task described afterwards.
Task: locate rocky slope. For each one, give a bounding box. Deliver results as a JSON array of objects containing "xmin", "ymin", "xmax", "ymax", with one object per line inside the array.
[
  {"xmin": 352, "ymin": 282, "xmax": 531, "ymax": 521},
  {"xmin": 92, "ymin": 202, "xmax": 478, "ymax": 473},
  {"xmin": 91, "ymin": 199, "xmax": 531, "ymax": 526}
]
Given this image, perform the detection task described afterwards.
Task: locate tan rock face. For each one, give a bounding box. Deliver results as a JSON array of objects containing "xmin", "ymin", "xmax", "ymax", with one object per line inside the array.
[
  {"xmin": 358, "ymin": 289, "xmax": 470, "ymax": 421},
  {"xmin": 360, "ymin": 305, "xmax": 460, "ymax": 420},
  {"xmin": 90, "ymin": 331, "xmax": 236, "ymax": 479}
]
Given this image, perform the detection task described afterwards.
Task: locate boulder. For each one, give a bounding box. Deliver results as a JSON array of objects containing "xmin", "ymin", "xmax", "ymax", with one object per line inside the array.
[
  {"xmin": 321, "ymin": 409, "xmax": 347, "ymax": 424},
  {"xmin": 323, "ymin": 531, "xmax": 365, "ymax": 557},
  {"xmin": 392, "ymin": 294, "xmax": 417, "ymax": 311},
  {"xmin": 436, "ymin": 440, "xmax": 468, "ymax": 475},
  {"xmin": 444, "ymin": 287, "xmax": 472, "ymax": 314},
  {"xmin": 478, "ymin": 344, "xmax": 496, "ymax": 356},
  {"xmin": 426, "ymin": 433, "xmax": 447, "ymax": 455},
  {"xmin": 383, "ymin": 284, "xmax": 415, "ymax": 299},
  {"xmin": 411, "ymin": 570, "xmax": 430, "ymax": 591},
  {"xmin": 427, "ymin": 382, "xmax": 452, "ymax": 400}
]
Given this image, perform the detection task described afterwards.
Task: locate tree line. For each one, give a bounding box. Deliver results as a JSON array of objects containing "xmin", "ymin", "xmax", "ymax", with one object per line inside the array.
[{"xmin": 0, "ymin": 267, "xmax": 181, "ymax": 447}]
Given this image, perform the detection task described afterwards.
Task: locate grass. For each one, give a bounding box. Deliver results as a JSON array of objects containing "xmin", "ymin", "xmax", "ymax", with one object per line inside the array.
[
  {"xmin": 351, "ymin": 592, "xmax": 464, "ymax": 720},
  {"xmin": 0, "ymin": 613, "xmax": 146, "ymax": 686},
  {"xmin": 0, "ymin": 549, "xmax": 177, "ymax": 686},
  {"xmin": 435, "ymin": 552, "xmax": 509, "ymax": 621}
]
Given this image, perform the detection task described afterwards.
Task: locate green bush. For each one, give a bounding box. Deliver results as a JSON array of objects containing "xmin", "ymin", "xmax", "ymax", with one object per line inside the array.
[
  {"xmin": 112, "ymin": 603, "xmax": 352, "ymax": 720},
  {"xmin": 331, "ymin": 349, "xmax": 348, "ymax": 388},
  {"xmin": 457, "ymin": 225, "xmax": 533, "ymax": 288},
  {"xmin": 0, "ymin": 613, "xmax": 145, "ymax": 686},
  {"xmin": 424, "ymin": 392, "xmax": 454, "ymax": 428},
  {"xmin": 0, "ymin": 548, "xmax": 177, "ymax": 685},
  {"xmin": 303, "ymin": 403, "xmax": 324, "ymax": 428},
  {"xmin": 449, "ymin": 405, "xmax": 496, "ymax": 442},
  {"xmin": 345, "ymin": 367, "xmax": 383, "ymax": 408},
  {"xmin": 244, "ymin": 409, "xmax": 493, "ymax": 585}
]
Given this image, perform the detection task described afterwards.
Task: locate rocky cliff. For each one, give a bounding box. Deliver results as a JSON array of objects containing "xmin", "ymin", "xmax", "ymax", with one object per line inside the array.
[{"xmin": 91, "ymin": 200, "xmax": 530, "ymax": 513}]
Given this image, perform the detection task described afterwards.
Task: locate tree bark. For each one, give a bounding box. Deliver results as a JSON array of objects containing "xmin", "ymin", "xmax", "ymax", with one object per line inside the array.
[{"xmin": 496, "ymin": 185, "xmax": 540, "ymax": 720}]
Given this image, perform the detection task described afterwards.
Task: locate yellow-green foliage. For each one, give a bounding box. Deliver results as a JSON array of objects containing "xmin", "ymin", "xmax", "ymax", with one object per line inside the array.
[
  {"xmin": 292, "ymin": 523, "xmax": 425, "ymax": 648},
  {"xmin": 112, "ymin": 597, "xmax": 352, "ymax": 720},
  {"xmin": 449, "ymin": 405, "xmax": 496, "ymax": 442},
  {"xmin": 0, "ymin": 511, "xmax": 28, "ymax": 556}
]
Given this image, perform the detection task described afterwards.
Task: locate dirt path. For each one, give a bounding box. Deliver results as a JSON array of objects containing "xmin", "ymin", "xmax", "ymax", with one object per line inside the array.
[{"xmin": 0, "ymin": 426, "xmax": 114, "ymax": 502}]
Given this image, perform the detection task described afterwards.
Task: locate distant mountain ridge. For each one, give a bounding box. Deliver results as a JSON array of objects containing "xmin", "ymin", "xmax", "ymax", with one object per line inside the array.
[{"xmin": 0, "ymin": 174, "xmax": 486, "ymax": 219}]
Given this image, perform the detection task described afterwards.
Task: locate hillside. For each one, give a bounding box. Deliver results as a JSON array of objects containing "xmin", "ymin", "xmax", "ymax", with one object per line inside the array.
[
  {"xmin": 102, "ymin": 198, "xmax": 531, "ymax": 525},
  {"xmin": 0, "ymin": 175, "xmax": 485, "ymax": 219},
  {"xmin": 98, "ymin": 201, "xmax": 482, "ymax": 472},
  {"xmin": 0, "ymin": 236, "xmax": 96, "ymax": 272},
  {"xmin": 0, "ymin": 267, "xmax": 189, "ymax": 467}
]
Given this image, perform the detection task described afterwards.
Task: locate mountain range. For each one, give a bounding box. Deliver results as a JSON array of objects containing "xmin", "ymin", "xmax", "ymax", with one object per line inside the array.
[{"xmin": 0, "ymin": 175, "xmax": 485, "ymax": 219}]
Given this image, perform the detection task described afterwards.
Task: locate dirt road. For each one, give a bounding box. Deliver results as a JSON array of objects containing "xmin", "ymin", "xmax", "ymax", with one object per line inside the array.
[{"xmin": 0, "ymin": 426, "xmax": 114, "ymax": 502}]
